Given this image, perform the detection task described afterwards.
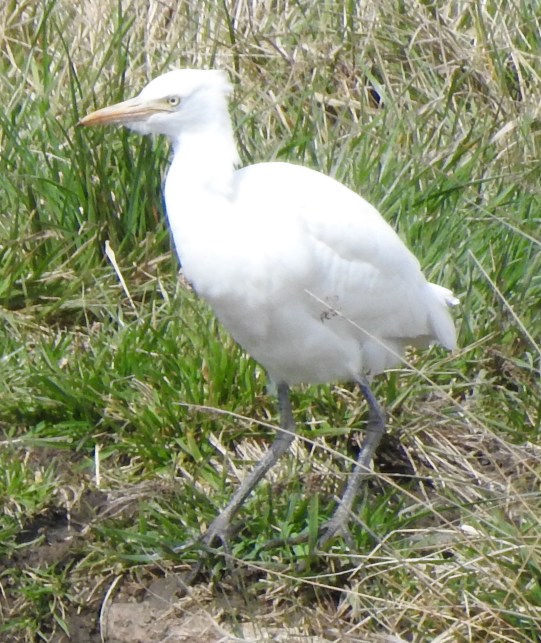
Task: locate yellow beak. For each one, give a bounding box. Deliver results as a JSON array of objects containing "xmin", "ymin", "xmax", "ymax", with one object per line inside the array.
[{"xmin": 79, "ymin": 97, "xmax": 168, "ymax": 127}]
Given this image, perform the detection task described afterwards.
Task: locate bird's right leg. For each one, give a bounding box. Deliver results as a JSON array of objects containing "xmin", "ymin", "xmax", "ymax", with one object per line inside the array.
[
  {"xmin": 319, "ymin": 375, "xmax": 386, "ymax": 549},
  {"xmin": 198, "ymin": 382, "xmax": 297, "ymax": 553}
]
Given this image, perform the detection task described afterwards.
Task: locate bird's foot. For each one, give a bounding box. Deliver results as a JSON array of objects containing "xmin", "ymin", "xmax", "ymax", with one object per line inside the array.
[
  {"xmin": 183, "ymin": 511, "xmax": 239, "ymax": 585},
  {"xmin": 199, "ymin": 511, "xmax": 238, "ymax": 552},
  {"xmin": 261, "ymin": 512, "xmax": 356, "ymax": 565},
  {"xmin": 259, "ymin": 519, "xmax": 356, "ymax": 574},
  {"xmin": 318, "ymin": 509, "xmax": 356, "ymax": 551}
]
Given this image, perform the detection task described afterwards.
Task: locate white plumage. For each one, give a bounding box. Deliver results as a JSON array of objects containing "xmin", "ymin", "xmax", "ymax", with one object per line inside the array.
[{"xmin": 81, "ymin": 68, "xmax": 457, "ymax": 553}]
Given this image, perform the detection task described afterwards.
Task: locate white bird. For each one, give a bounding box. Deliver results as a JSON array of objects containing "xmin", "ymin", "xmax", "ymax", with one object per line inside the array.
[{"xmin": 80, "ymin": 69, "xmax": 457, "ymax": 553}]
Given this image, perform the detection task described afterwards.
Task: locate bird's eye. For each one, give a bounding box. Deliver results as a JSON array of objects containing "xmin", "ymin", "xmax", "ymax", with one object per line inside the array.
[{"xmin": 167, "ymin": 96, "xmax": 181, "ymax": 107}]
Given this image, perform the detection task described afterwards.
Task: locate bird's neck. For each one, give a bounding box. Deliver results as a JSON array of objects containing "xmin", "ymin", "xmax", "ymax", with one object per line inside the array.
[
  {"xmin": 168, "ymin": 104, "xmax": 240, "ymax": 199},
  {"xmin": 163, "ymin": 97, "xmax": 241, "ymax": 273},
  {"xmin": 163, "ymin": 121, "xmax": 240, "ymax": 269}
]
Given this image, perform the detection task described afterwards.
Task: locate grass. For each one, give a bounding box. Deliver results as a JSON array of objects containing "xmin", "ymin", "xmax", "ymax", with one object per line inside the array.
[{"xmin": 1, "ymin": 0, "xmax": 541, "ymax": 641}]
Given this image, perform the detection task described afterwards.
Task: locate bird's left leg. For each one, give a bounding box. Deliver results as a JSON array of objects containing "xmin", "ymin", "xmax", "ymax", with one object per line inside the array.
[
  {"xmin": 319, "ymin": 374, "xmax": 386, "ymax": 549},
  {"xmin": 198, "ymin": 382, "xmax": 297, "ymax": 553}
]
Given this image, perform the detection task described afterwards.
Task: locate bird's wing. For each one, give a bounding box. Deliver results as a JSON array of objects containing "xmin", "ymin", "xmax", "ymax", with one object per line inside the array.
[{"xmin": 233, "ymin": 162, "xmax": 455, "ymax": 351}]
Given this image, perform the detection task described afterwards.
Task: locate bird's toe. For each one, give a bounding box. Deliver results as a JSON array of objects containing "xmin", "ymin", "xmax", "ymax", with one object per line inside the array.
[{"xmin": 319, "ymin": 518, "xmax": 356, "ymax": 551}]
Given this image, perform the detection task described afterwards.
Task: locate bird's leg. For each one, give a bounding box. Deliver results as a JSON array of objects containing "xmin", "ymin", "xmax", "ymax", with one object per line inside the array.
[
  {"xmin": 198, "ymin": 382, "xmax": 297, "ymax": 553},
  {"xmin": 319, "ymin": 374, "xmax": 386, "ymax": 549}
]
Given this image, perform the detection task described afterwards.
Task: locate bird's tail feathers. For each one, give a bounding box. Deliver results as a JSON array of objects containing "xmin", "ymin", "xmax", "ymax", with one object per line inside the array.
[{"xmin": 427, "ymin": 282, "xmax": 458, "ymax": 350}]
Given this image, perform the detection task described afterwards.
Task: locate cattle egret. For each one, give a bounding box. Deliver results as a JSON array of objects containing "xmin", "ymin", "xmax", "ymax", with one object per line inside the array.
[{"xmin": 80, "ymin": 69, "xmax": 457, "ymax": 553}]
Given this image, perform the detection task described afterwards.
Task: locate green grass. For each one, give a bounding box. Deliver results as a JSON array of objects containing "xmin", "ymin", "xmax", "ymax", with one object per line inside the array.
[{"xmin": 1, "ymin": 0, "xmax": 541, "ymax": 641}]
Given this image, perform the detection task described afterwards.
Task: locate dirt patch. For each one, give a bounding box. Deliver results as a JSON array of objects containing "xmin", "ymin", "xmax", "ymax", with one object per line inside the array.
[
  {"xmin": 100, "ymin": 573, "xmax": 348, "ymax": 643},
  {"xmin": 104, "ymin": 596, "xmax": 222, "ymax": 643}
]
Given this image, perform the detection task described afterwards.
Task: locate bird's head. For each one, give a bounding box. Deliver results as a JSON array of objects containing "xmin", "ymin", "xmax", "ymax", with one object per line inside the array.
[{"xmin": 79, "ymin": 69, "xmax": 233, "ymax": 140}]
